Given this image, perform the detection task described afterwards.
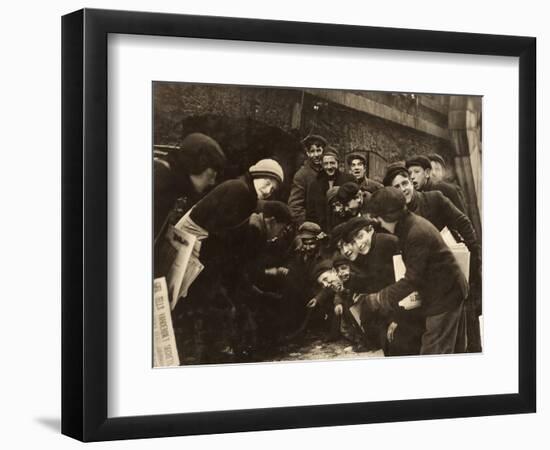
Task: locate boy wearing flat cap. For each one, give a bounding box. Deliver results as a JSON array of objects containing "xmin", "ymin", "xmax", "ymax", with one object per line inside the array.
[
  {"xmin": 288, "ymin": 134, "xmax": 327, "ymax": 225},
  {"xmin": 406, "ymin": 154, "xmax": 467, "ymax": 214},
  {"xmin": 346, "ymin": 152, "xmax": 383, "ymax": 194},
  {"xmin": 336, "ymin": 181, "xmax": 371, "ymax": 220},
  {"xmin": 306, "ymin": 148, "xmax": 355, "ymax": 230},
  {"xmin": 359, "ymin": 187, "xmax": 468, "ymax": 355},
  {"xmin": 154, "ymin": 132, "xmax": 227, "ymax": 243},
  {"xmin": 427, "ymin": 153, "xmax": 447, "ymax": 183},
  {"xmin": 384, "ymin": 162, "xmax": 482, "ymax": 353},
  {"xmin": 281, "ymin": 222, "xmax": 331, "ymax": 335},
  {"xmin": 325, "ymin": 186, "xmax": 348, "ymax": 232},
  {"xmin": 336, "ymin": 217, "xmax": 424, "ymax": 354}
]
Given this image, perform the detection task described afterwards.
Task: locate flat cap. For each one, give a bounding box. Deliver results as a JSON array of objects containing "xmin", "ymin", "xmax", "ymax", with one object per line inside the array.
[
  {"xmin": 311, "ymin": 258, "xmax": 335, "ymax": 281},
  {"xmin": 405, "ymin": 155, "xmax": 432, "ymax": 171},
  {"xmin": 383, "ymin": 162, "xmax": 409, "ymax": 186},
  {"xmin": 427, "ymin": 153, "xmax": 446, "ymax": 167},
  {"xmin": 346, "ymin": 152, "xmax": 367, "ymax": 165},
  {"xmin": 336, "ymin": 182, "xmax": 361, "ymax": 203},
  {"xmin": 175, "ymin": 132, "xmax": 227, "ymax": 172},
  {"xmin": 261, "ymin": 200, "xmax": 292, "ymax": 224},
  {"xmin": 330, "ymin": 222, "xmax": 348, "ymax": 248},
  {"xmin": 298, "ymin": 221, "xmax": 322, "ymax": 239},
  {"xmin": 340, "ymin": 216, "xmax": 375, "ymax": 242},
  {"xmin": 302, "ymin": 134, "xmax": 328, "ymax": 148},
  {"xmin": 366, "ymin": 187, "xmax": 407, "ymax": 218},
  {"xmin": 322, "ymin": 146, "xmax": 339, "ymax": 161}
]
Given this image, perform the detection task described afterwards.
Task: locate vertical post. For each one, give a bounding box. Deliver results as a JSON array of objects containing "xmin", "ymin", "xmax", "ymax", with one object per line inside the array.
[{"xmin": 448, "ymin": 96, "xmax": 483, "ymax": 239}]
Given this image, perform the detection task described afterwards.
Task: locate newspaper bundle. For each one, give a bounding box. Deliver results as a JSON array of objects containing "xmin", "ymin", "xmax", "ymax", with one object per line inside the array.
[
  {"xmin": 439, "ymin": 227, "xmax": 470, "ymax": 281},
  {"xmin": 153, "ymin": 277, "xmax": 180, "ymax": 367},
  {"xmin": 392, "ymin": 227, "xmax": 471, "ymax": 309},
  {"xmin": 157, "ymin": 225, "xmax": 204, "ymax": 310}
]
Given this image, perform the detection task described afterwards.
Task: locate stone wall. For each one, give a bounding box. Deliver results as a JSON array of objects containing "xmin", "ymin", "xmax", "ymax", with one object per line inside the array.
[{"xmin": 154, "ymin": 82, "xmax": 457, "ymax": 182}]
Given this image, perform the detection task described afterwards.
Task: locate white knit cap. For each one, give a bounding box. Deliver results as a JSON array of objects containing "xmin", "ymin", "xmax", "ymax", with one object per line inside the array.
[{"xmin": 249, "ymin": 159, "xmax": 284, "ymax": 185}]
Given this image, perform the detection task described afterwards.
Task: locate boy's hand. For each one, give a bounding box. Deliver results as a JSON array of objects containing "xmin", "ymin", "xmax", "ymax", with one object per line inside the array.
[
  {"xmin": 387, "ymin": 322, "xmax": 398, "ymax": 343},
  {"xmin": 306, "ymin": 298, "xmax": 318, "ymax": 308},
  {"xmin": 334, "ymin": 304, "xmax": 343, "ymax": 316}
]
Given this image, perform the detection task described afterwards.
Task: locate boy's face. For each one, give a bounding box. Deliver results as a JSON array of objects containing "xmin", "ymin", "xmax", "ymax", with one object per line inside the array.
[
  {"xmin": 322, "ymin": 155, "xmax": 338, "ymax": 177},
  {"xmin": 345, "ymin": 194, "xmax": 362, "ymax": 214},
  {"xmin": 350, "ymin": 158, "xmax": 366, "ymax": 180},
  {"xmin": 317, "ymin": 269, "xmax": 344, "ymax": 292},
  {"xmin": 300, "ymin": 237, "xmax": 318, "ymax": 255},
  {"xmin": 331, "ymin": 200, "xmax": 346, "ymax": 217},
  {"xmin": 430, "ymin": 160, "xmax": 445, "ymax": 183},
  {"xmin": 253, "ymin": 178, "xmax": 278, "ymax": 200},
  {"xmin": 352, "ymin": 226, "xmax": 375, "ymax": 255},
  {"xmin": 306, "ymin": 142, "xmax": 324, "ymax": 167},
  {"xmin": 408, "ymin": 165, "xmax": 430, "ymax": 190},
  {"xmin": 336, "ymin": 264, "xmax": 351, "ymax": 283},
  {"xmin": 391, "ymin": 174, "xmax": 414, "ymax": 204},
  {"xmin": 191, "ymin": 168, "xmax": 218, "ymax": 194},
  {"xmin": 338, "ymin": 239, "xmax": 359, "ymax": 261}
]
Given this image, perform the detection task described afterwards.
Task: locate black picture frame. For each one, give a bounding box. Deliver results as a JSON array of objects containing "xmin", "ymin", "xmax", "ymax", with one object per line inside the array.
[{"xmin": 61, "ymin": 8, "xmax": 536, "ymax": 442}]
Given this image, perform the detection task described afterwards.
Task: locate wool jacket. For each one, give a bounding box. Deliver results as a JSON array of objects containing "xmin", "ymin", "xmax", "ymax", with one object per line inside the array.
[
  {"xmin": 378, "ymin": 211, "xmax": 469, "ymax": 317},
  {"xmin": 287, "ymin": 159, "xmax": 321, "ymax": 225},
  {"xmin": 306, "ymin": 170, "xmax": 356, "ymax": 231},
  {"xmin": 407, "ymin": 189, "xmax": 481, "ymax": 278},
  {"xmin": 421, "ymin": 178, "xmax": 467, "ymax": 214},
  {"xmin": 153, "ymin": 158, "xmax": 202, "ymax": 241},
  {"xmin": 189, "ymin": 173, "xmax": 258, "ymax": 234},
  {"xmin": 352, "ymin": 233, "xmax": 400, "ymax": 294}
]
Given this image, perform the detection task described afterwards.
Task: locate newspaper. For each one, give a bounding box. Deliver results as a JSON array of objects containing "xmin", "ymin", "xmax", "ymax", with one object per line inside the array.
[
  {"xmin": 153, "ymin": 277, "xmax": 180, "ymax": 367},
  {"xmin": 440, "ymin": 227, "xmax": 470, "ymax": 281},
  {"xmin": 393, "ymin": 255, "xmax": 423, "ymax": 310},
  {"xmin": 158, "ymin": 226, "xmax": 198, "ymax": 309},
  {"xmin": 348, "ymin": 303, "xmax": 365, "ymax": 331},
  {"xmin": 178, "ymin": 243, "xmax": 204, "ymax": 299}
]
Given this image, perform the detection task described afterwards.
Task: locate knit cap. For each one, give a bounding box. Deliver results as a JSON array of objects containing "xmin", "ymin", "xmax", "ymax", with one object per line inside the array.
[{"xmin": 249, "ymin": 158, "xmax": 284, "ymax": 185}]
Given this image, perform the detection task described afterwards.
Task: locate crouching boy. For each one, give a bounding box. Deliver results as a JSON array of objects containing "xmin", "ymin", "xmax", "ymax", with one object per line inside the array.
[{"xmin": 359, "ymin": 187, "xmax": 468, "ymax": 355}]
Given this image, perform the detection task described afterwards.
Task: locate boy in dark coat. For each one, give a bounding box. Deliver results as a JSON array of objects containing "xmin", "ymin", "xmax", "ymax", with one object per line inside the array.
[
  {"xmin": 280, "ymin": 222, "xmax": 326, "ymax": 335},
  {"xmin": 360, "ymin": 187, "xmax": 469, "ymax": 355},
  {"xmin": 170, "ymin": 159, "xmax": 285, "ymax": 363},
  {"xmin": 154, "ymin": 133, "xmax": 226, "ymax": 242},
  {"xmin": 405, "ymin": 154, "xmax": 467, "ymax": 214},
  {"xmin": 384, "ymin": 163, "xmax": 482, "ymax": 352},
  {"xmin": 335, "ymin": 217, "xmax": 424, "ymax": 355},
  {"xmin": 288, "ymin": 134, "xmax": 327, "ymax": 225},
  {"xmin": 346, "ymin": 151, "xmax": 383, "ymax": 194},
  {"xmin": 306, "ymin": 148, "xmax": 355, "ymax": 230},
  {"xmin": 335, "ymin": 182, "xmax": 372, "ymax": 221}
]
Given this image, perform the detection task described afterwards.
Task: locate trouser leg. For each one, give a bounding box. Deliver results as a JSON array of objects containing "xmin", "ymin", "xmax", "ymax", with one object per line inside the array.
[{"xmin": 420, "ymin": 301, "xmax": 465, "ymax": 355}]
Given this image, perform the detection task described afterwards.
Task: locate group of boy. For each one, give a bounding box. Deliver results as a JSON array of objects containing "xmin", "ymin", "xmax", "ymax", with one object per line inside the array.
[
  {"xmin": 154, "ymin": 131, "xmax": 481, "ymax": 363},
  {"xmin": 292, "ymin": 137, "xmax": 481, "ymax": 356}
]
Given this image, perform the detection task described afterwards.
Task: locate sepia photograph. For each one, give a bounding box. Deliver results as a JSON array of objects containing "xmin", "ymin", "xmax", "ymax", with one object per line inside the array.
[{"xmin": 152, "ymin": 82, "xmax": 482, "ymax": 367}]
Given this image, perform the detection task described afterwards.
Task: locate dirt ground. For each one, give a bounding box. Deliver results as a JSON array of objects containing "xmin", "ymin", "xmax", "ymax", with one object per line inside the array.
[{"xmin": 177, "ymin": 326, "xmax": 384, "ymax": 366}]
